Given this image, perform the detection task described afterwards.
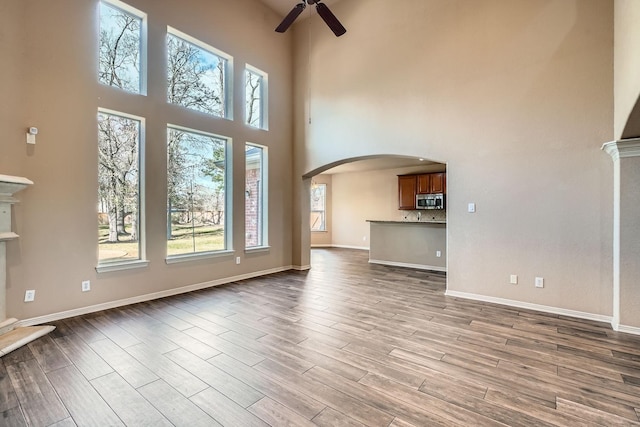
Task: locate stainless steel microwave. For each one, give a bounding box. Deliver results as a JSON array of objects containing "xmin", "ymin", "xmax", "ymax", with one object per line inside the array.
[{"xmin": 416, "ymin": 193, "xmax": 445, "ymax": 210}]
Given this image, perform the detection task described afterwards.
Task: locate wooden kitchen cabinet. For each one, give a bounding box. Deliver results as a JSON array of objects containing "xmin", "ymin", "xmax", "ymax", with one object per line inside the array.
[
  {"xmin": 398, "ymin": 175, "xmax": 417, "ymax": 209},
  {"xmin": 417, "ymin": 173, "xmax": 446, "ymax": 194},
  {"xmin": 399, "ymin": 172, "xmax": 447, "ymax": 209},
  {"xmin": 430, "ymin": 172, "xmax": 446, "ymax": 194},
  {"xmin": 417, "ymin": 174, "xmax": 431, "ymax": 194}
]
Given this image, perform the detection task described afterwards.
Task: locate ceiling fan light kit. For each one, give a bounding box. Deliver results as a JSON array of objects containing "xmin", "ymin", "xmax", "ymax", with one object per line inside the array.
[{"xmin": 275, "ymin": 0, "xmax": 347, "ymax": 37}]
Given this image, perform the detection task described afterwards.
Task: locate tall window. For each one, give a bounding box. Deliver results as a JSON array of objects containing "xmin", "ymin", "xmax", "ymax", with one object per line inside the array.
[
  {"xmin": 167, "ymin": 126, "xmax": 229, "ymax": 257},
  {"xmin": 245, "ymin": 144, "xmax": 267, "ymax": 248},
  {"xmin": 310, "ymin": 184, "xmax": 326, "ymax": 232},
  {"xmin": 97, "ymin": 110, "xmax": 143, "ymax": 263},
  {"xmin": 167, "ymin": 28, "xmax": 231, "ymax": 118},
  {"xmin": 245, "ymin": 65, "xmax": 267, "ymax": 129},
  {"xmin": 99, "ymin": 0, "xmax": 145, "ymax": 94}
]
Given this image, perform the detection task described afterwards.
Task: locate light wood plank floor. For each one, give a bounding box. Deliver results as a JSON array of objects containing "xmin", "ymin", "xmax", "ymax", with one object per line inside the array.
[{"xmin": 2, "ymin": 248, "xmax": 640, "ymax": 426}]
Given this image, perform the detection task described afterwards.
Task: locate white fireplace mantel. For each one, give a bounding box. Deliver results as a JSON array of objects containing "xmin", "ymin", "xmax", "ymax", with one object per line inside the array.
[
  {"xmin": 0, "ymin": 174, "xmax": 34, "ymax": 199},
  {"xmin": 0, "ymin": 174, "xmax": 54, "ymax": 356},
  {"xmin": 0, "ymin": 175, "xmax": 34, "ymax": 243}
]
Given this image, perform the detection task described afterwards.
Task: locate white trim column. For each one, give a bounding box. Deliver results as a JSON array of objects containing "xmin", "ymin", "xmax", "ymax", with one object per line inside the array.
[{"xmin": 602, "ymin": 138, "xmax": 640, "ymax": 334}]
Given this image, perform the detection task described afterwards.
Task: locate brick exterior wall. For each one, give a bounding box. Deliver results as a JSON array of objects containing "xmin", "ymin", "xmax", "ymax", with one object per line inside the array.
[{"xmin": 245, "ymin": 168, "xmax": 260, "ymax": 247}]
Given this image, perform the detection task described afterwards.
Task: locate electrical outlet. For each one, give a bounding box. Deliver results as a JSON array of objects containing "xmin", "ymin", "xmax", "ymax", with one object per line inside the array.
[
  {"xmin": 24, "ymin": 290, "xmax": 35, "ymax": 302},
  {"xmin": 436, "ymin": 250, "xmax": 442, "ymax": 257},
  {"xmin": 535, "ymin": 277, "xmax": 544, "ymax": 288},
  {"xmin": 236, "ymin": 257, "xmax": 241, "ymax": 265},
  {"xmin": 82, "ymin": 280, "xmax": 91, "ymax": 292},
  {"xmin": 510, "ymin": 274, "xmax": 518, "ymax": 285}
]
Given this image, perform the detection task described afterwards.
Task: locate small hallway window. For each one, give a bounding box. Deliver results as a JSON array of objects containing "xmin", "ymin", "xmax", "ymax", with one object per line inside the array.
[{"xmin": 310, "ymin": 183, "xmax": 326, "ymax": 232}]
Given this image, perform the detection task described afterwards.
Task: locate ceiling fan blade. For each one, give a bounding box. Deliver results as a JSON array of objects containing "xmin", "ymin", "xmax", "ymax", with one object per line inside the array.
[
  {"xmin": 275, "ymin": 3, "xmax": 306, "ymax": 33},
  {"xmin": 315, "ymin": 2, "xmax": 346, "ymax": 37}
]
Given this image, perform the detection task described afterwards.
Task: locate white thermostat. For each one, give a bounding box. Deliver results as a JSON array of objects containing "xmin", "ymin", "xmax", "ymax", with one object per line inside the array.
[{"xmin": 26, "ymin": 127, "xmax": 38, "ymax": 144}]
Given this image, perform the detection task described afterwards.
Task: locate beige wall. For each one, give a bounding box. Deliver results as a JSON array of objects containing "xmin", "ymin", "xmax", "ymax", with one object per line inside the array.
[
  {"xmin": 1, "ymin": 0, "xmax": 293, "ymax": 320},
  {"xmin": 0, "ymin": 1, "xmax": 27, "ymax": 176},
  {"xmin": 369, "ymin": 222, "xmax": 447, "ymax": 271},
  {"xmin": 295, "ymin": 0, "xmax": 614, "ymax": 317},
  {"xmin": 618, "ymin": 157, "xmax": 640, "ymax": 326},
  {"xmin": 1, "ymin": 0, "xmax": 629, "ymax": 325},
  {"xmin": 328, "ymin": 165, "xmax": 446, "ymax": 249},
  {"xmin": 614, "ymin": 0, "xmax": 640, "ymax": 139}
]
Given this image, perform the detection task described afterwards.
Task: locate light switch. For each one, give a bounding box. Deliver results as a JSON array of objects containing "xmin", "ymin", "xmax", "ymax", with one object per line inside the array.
[
  {"xmin": 468, "ymin": 203, "xmax": 476, "ymax": 213},
  {"xmin": 26, "ymin": 133, "xmax": 36, "ymax": 144}
]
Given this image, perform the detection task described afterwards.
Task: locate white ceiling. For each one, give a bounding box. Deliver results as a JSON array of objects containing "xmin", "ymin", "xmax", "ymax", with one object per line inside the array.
[{"xmin": 260, "ymin": 0, "xmax": 343, "ymax": 19}]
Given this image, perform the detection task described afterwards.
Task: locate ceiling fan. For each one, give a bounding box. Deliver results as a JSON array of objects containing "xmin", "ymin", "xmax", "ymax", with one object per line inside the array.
[{"xmin": 275, "ymin": 0, "xmax": 347, "ymax": 37}]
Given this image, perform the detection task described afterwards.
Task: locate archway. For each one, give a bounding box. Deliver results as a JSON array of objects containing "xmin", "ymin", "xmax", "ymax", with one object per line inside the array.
[{"xmin": 300, "ymin": 154, "xmax": 448, "ymax": 272}]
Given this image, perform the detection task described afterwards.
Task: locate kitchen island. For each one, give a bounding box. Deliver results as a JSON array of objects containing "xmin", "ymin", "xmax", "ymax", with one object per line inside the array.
[{"xmin": 367, "ymin": 220, "xmax": 446, "ymax": 272}]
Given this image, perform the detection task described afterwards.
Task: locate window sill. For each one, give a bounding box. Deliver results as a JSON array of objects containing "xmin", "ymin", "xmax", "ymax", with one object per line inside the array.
[
  {"xmin": 245, "ymin": 246, "xmax": 270, "ymax": 254},
  {"xmin": 96, "ymin": 259, "xmax": 150, "ymax": 274},
  {"xmin": 165, "ymin": 249, "xmax": 234, "ymax": 265}
]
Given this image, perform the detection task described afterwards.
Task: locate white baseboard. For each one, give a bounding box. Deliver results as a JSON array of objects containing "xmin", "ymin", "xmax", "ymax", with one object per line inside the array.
[
  {"xmin": 291, "ymin": 265, "xmax": 311, "ymax": 271},
  {"xmin": 18, "ymin": 265, "xmax": 294, "ymax": 327},
  {"xmin": 330, "ymin": 244, "xmax": 370, "ymax": 251},
  {"xmin": 369, "ymin": 259, "xmax": 446, "ymax": 272},
  {"xmin": 310, "ymin": 245, "xmax": 369, "ymax": 251},
  {"xmin": 615, "ymin": 324, "xmax": 640, "ymax": 336},
  {"xmin": 445, "ymin": 290, "xmax": 613, "ymax": 325}
]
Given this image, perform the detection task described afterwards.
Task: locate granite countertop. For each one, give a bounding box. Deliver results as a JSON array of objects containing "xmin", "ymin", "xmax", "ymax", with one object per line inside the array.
[{"xmin": 367, "ymin": 219, "xmax": 447, "ymax": 224}]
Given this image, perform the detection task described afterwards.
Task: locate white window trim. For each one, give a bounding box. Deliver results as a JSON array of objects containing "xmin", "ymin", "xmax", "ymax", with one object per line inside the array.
[
  {"xmin": 167, "ymin": 26, "xmax": 234, "ymax": 120},
  {"xmin": 245, "ymin": 64, "xmax": 268, "ymax": 130},
  {"xmin": 245, "ymin": 142, "xmax": 268, "ymax": 249},
  {"xmin": 96, "ymin": 259, "xmax": 150, "ymax": 274},
  {"xmin": 165, "ymin": 124, "xmax": 233, "ymax": 262},
  {"xmin": 165, "ymin": 250, "xmax": 234, "ymax": 265},
  {"xmin": 99, "ymin": 0, "xmax": 148, "ymax": 95},
  {"xmin": 96, "ymin": 108, "xmax": 148, "ymax": 269},
  {"xmin": 245, "ymin": 246, "xmax": 270, "ymax": 254}
]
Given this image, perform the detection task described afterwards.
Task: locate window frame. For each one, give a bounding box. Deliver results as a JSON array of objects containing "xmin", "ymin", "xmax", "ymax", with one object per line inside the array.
[
  {"xmin": 96, "ymin": 108, "xmax": 149, "ymax": 273},
  {"xmin": 165, "ymin": 124, "xmax": 233, "ymax": 264},
  {"xmin": 245, "ymin": 64, "xmax": 268, "ymax": 130},
  {"xmin": 166, "ymin": 26, "xmax": 234, "ymax": 120},
  {"xmin": 245, "ymin": 143, "xmax": 269, "ymax": 251},
  {"xmin": 98, "ymin": 0, "xmax": 148, "ymax": 95}
]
